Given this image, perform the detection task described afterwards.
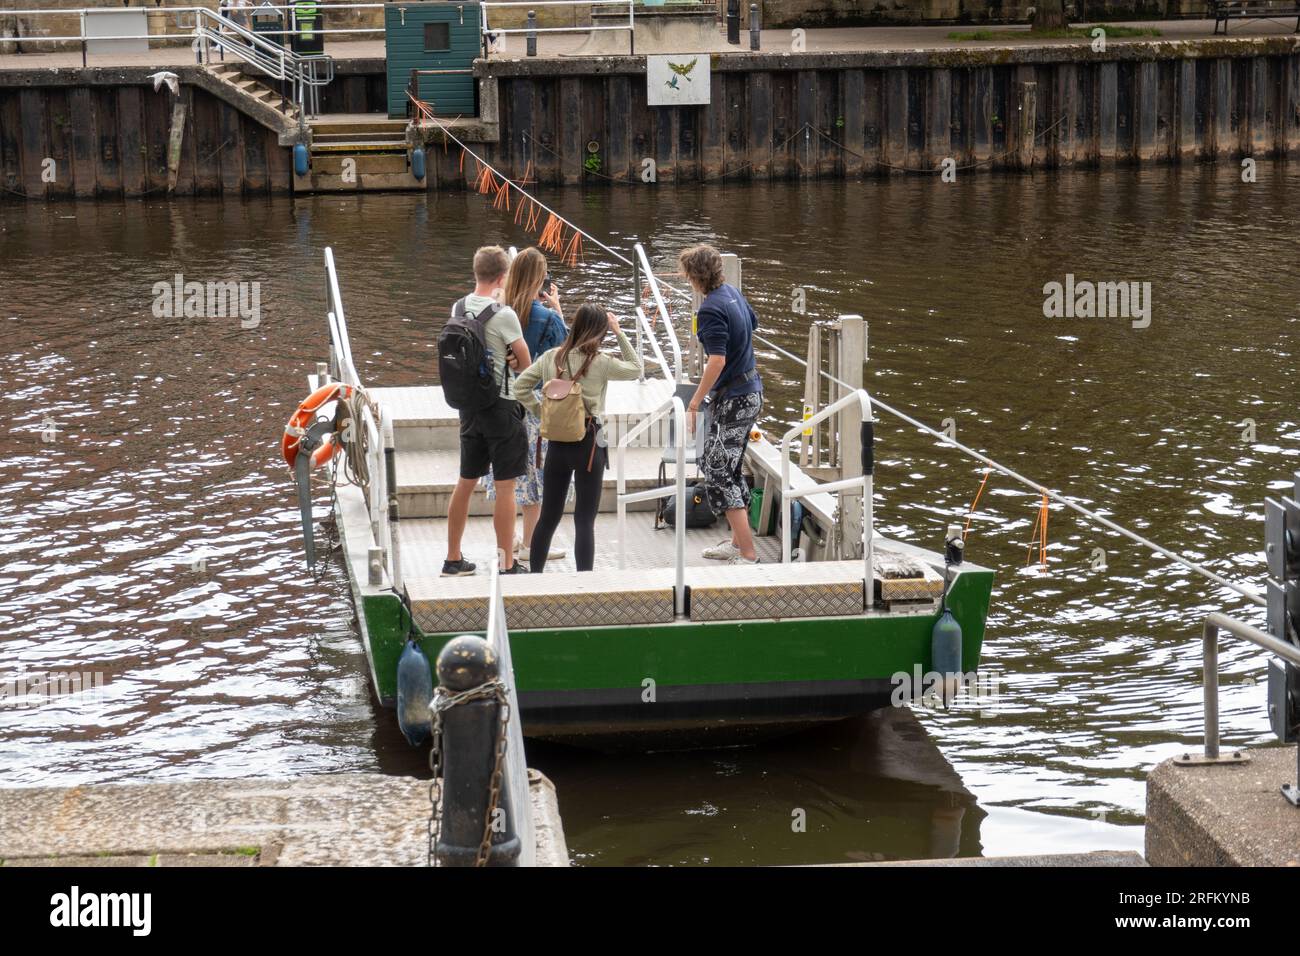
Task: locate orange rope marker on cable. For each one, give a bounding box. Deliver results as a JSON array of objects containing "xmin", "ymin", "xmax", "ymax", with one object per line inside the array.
[
  {"xmin": 493, "ymin": 175, "xmax": 511, "ymax": 211},
  {"xmin": 1040, "ymin": 492, "xmax": 1049, "ymax": 567},
  {"xmin": 410, "ymin": 93, "xmax": 606, "ymax": 268},
  {"xmin": 963, "ymin": 468, "xmax": 992, "ymax": 541},
  {"xmin": 563, "ymin": 230, "xmax": 583, "ymax": 267},
  {"xmin": 1025, "ymin": 491, "xmax": 1049, "ymax": 569},
  {"xmin": 539, "ymin": 214, "xmax": 565, "ymax": 254}
]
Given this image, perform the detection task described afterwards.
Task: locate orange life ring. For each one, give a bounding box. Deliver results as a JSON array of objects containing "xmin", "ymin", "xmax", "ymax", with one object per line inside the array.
[{"xmin": 283, "ymin": 382, "xmax": 354, "ymax": 471}]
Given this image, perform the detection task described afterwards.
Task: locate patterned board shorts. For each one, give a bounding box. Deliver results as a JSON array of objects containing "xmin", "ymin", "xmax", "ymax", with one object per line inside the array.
[{"xmin": 701, "ymin": 390, "xmax": 762, "ymax": 515}]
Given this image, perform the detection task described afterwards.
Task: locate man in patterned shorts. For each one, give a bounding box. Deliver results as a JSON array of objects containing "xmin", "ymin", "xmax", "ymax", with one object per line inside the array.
[{"xmin": 680, "ymin": 244, "xmax": 764, "ymax": 565}]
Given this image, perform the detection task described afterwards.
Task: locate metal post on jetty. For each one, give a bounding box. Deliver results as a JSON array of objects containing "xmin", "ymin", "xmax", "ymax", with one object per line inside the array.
[{"xmin": 431, "ymin": 635, "xmax": 522, "ymax": 867}]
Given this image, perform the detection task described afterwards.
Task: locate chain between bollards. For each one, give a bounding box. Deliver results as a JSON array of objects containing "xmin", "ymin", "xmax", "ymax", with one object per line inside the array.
[{"xmin": 426, "ymin": 635, "xmax": 521, "ymax": 867}]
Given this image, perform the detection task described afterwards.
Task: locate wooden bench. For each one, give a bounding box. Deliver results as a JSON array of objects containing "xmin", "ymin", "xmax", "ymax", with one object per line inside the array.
[{"xmin": 1208, "ymin": 0, "xmax": 1300, "ymax": 34}]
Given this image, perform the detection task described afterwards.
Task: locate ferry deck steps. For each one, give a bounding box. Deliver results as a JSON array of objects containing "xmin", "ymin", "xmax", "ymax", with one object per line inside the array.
[
  {"xmin": 404, "ymin": 559, "xmax": 880, "ymax": 632},
  {"xmin": 374, "ymin": 379, "xmax": 693, "ymax": 517},
  {"xmin": 395, "ymin": 445, "xmax": 670, "ymax": 518},
  {"xmin": 397, "ymin": 512, "xmax": 936, "ymax": 630},
  {"xmin": 371, "ymin": 380, "xmax": 677, "ymax": 453}
]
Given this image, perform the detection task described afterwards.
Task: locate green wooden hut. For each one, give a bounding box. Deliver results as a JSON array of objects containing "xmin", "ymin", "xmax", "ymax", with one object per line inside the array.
[{"xmin": 385, "ymin": 2, "xmax": 481, "ymax": 119}]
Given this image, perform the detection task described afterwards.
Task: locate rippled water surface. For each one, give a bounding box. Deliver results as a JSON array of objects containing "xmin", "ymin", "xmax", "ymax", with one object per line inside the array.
[{"xmin": 1, "ymin": 164, "xmax": 1296, "ymax": 864}]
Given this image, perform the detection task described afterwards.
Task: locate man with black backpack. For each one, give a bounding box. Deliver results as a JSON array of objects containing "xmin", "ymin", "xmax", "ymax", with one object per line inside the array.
[{"xmin": 438, "ymin": 246, "xmax": 531, "ymax": 576}]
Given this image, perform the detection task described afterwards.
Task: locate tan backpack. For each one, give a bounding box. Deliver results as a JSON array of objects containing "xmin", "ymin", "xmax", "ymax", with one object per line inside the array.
[{"xmin": 539, "ymin": 349, "xmax": 596, "ymax": 442}]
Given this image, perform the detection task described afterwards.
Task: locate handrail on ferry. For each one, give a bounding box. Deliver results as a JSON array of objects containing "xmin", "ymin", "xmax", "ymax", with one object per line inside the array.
[
  {"xmin": 633, "ymin": 306, "xmax": 673, "ymax": 383},
  {"xmin": 616, "ymin": 396, "xmax": 688, "ymax": 616},
  {"xmin": 633, "ymin": 243, "xmax": 685, "ymax": 384},
  {"xmin": 483, "ymin": 553, "xmax": 536, "ymax": 867},
  {"xmin": 324, "ymin": 248, "xmax": 360, "ymax": 388},
  {"xmin": 778, "ymin": 388, "xmax": 875, "ymax": 604}
]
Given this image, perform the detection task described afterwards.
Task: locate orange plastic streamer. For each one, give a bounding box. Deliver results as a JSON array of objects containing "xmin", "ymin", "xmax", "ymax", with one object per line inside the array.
[
  {"xmin": 563, "ymin": 230, "xmax": 582, "ymax": 267},
  {"xmin": 963, "ymin": 468, "xmax": 992, "ymax": 541},
  {"xmin": 1025, "ymin": 492, "xmax": 1049, "ymax": 568}
]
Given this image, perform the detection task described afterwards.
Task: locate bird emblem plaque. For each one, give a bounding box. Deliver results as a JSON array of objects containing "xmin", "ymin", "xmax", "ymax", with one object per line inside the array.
[{"xmin": 647, "ymin": 54, "xmax": 711, "ymax": 107}]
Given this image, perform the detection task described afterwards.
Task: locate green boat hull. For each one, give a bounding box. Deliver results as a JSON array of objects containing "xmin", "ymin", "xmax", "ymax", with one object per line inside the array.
[{"xmin": 360, "ymin": 568, "xmax": 994, "ymax": 743}]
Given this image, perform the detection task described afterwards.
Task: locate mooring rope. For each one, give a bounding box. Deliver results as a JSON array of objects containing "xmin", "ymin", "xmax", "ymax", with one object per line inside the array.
[
  {"xmin": 412, "ymin": 97, "xmax": 1266, "ymax": 609},
  {"xmin": 751, "ymin": 331, "xmax": 1266, "ymax": 608}
]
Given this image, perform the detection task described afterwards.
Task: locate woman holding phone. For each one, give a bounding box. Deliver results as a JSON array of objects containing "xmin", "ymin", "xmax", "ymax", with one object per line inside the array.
[{"xmin": 483, "ymin": 248, "xmax": 569, "ymax": 562}]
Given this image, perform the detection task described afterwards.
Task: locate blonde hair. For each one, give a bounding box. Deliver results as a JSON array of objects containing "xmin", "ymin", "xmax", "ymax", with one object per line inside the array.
[
  {"xmin": 503, "ymin": 247, "xmax": 547, "ymax": 331},
  {"xmin": 472, "ymin": 245, "xmax": 509, "ymax": 284},
  {"xmin": 678, "ymin": 244, "xmax": 725, "ymax": 294}
]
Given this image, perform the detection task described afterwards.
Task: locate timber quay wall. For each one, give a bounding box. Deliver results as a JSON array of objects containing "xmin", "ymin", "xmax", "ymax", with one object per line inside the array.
[{"xmin": 4, "ymin": 35, "xmax": 1300, "ymax": 199}]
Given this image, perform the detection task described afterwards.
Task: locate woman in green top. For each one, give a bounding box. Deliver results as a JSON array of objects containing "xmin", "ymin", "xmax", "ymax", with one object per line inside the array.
[{"xmin": 512, "ymin": 303, "xmax": 641, "ymax": 572}]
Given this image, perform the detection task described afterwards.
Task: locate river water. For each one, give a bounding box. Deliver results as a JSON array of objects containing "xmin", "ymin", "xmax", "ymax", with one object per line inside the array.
[{"xmin": 1, "ymin": 163, "xmax": 1296, "ymax": 865}]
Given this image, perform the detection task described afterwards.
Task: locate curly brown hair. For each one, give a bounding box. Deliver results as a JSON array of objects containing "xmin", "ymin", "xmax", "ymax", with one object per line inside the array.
[{"xmin": 678, "ymin": 244, "xmax": 725, "ymax": 294}]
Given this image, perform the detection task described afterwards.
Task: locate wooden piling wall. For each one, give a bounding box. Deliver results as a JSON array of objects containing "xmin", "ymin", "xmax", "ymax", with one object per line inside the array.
[
  {"xmin": 4, "ymin": 35, "xmax": 1300, "ymax": 199},
  {"xmin": 0, "ymin": 68, "xmax": 292, "ymax": 198},
  {"xmin": 426, "ymin": 37, "xmax": 1300, "ymax": 188}
]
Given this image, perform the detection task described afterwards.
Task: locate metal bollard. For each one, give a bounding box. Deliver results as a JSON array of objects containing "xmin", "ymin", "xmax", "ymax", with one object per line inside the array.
[
  {"xmin": 526, "ymin": 10, "xmax": 537, "ymax": 57},
  {"xmin": 749, "ymin": 4, "xmax": 760, "ymax": 50},
  {"xmin": 727, "ymin": 0, "xmax": 740, "ymax": 44},
  {"xmin": 432, "ymin": 635, "xmax": 521, "ymax": 867}
]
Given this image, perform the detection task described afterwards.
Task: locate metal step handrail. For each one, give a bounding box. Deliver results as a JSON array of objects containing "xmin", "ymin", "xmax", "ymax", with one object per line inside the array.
[
  {"xmin": 324, "ymin": 248, "xmax": 359, "ymax": 387},
  {"xmin": 633, "ymin": 306, "xmax": 673, "ymax": 383},
  {"xmin": 778, "ymin": 388, "xmax": 876, "ymax": 603},
  {"xmin": 633, "ymin": 243, "xmax": 685, "ymax": 384},
  {"xmin": 187, "ymin": 6, "xmax": 334, "ymax": 117},
  {"xmin": 617, "ymin": 395, "xmax": 688, "ymax": 615},
  {"xmin": 321, "ymin": 248, "xmax": 393, "ymax": 582},
  {"xmin": 1185, "ymin": 612, "xmax": 1300, "ymax": 764}
]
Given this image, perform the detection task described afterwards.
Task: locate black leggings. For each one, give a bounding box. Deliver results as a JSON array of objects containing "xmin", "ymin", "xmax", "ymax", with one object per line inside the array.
[{"xmin": 529, "ymin": 424, "xmax": 606, "ymax": 573}]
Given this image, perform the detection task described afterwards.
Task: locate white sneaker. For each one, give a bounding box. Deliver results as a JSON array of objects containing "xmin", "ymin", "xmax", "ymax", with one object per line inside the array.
[
  {"xmin": 702, "ymin": 540, "xmax": 741, "ymax": 561},
  {"xmin": 724, "ymin": 554, "xmax": 759, "ymax": 566},
  {"xmin": 520, "ymin": 537, "xmax": 567, "ymax": 560}
]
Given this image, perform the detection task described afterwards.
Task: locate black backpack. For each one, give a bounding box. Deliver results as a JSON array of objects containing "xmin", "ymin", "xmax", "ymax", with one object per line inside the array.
[
  {"xmin": 663, "ymin": 483, "xmax": 718, "ymax": 529},
  {"xmin": 438, "ymin": 298, "xmax": 501, "ymax": 411}
]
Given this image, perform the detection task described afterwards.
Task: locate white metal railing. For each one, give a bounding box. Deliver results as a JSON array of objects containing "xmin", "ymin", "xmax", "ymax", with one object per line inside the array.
[
  {"xmin": 484, "ymin": 553, "xmax": 536, "ymax": 867},
  {"xmin": 617, "ymin": 396, "xmax": 687, "ymax": 615},
  {"xmin": 189, "ymin": 6, "xmax": 333, "ymax": 117},
  {"xmin": 322, "ymin": 247, "xmax": 395, "ymax": 586},
  {"xmin": 481, "ymin": 0, "xmax": 633, "ymax": 53},
  {"xmin": 0, "ymin": 4, "xmax": 386, "ymax": 44},
  {"xmin": 1185, "ymin": 611, "xmax": 1300, "ymax": 765},
  {"xmin": 779, "ymin": 389, "xmax": 876, "ymax": 603},
  {"xmin": 634, "ymin": 242, "xmax": 685, "ymax": 383},
  {"xmin": 633, "ymin": 306, "xmax": 673, "ymax": 383},
  {"xmin": 325, "ymin": 247, "xmax": 359, "ymax": 388}
]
